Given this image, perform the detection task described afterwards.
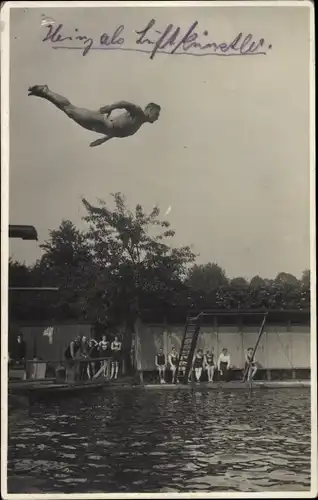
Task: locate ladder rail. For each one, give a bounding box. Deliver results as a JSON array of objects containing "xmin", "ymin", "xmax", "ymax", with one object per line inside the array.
[
  {"xmin": 182, "ymin": 323, "xmax": 200, "ymax": 383},
  {"xmin": 176, "ymin": 312, "xmax": 203, "ymax": 384},
  {"xmin": 175, "ymin": 315, "xmax": 190, "ymax": 377}
]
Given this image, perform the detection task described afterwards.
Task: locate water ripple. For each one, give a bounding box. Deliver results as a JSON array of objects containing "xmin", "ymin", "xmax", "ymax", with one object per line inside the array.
[{"xmin": 8, "ymin": 387, "xmax": 311, "ymax": 493}]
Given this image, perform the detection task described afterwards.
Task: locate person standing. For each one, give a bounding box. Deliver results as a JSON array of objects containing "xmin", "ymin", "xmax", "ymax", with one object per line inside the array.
[
  {"xmin": 9, "ymin": 333, "xmax": 27, "ymax": 379},
  {"xmin": 87, "ymin": 338, "xmax": 99, "ymax": 379},
  {"xmin": 64, "ymin": 336, "xmax": 81, "ymax": 381},
  {"xmin": 79, "ymin": 336, "xmax": 90, "ymax": 380},
  {"xmin": 64, "ymin": 336, "xmax": 81, "ymax": 361},
  {"xmin": 155, "ymin": 348, "xmax": 166, "ymax": 384},
  {"xmin": 94, "ymin": 334, "xmax": 110, "ymax": 378},
  {"xmin": 111, "ymin": 335, "xmax": 122, "ymax": 380},
  {"xmin": 217, "ymin": 348, "xmax": 231, "ymax": 382},
  {"xmin": 105, "ymin": 336, "xmax": 113, "ymax": 378},
  {"xmin": 12, "ymin": 334, "xmax": 26, "ymax": 365}
]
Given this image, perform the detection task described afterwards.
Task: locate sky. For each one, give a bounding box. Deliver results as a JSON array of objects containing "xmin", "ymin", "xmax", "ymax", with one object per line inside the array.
[{"xmin": 8, "ymin": 3, "xmax": 312, "ymax": 280}]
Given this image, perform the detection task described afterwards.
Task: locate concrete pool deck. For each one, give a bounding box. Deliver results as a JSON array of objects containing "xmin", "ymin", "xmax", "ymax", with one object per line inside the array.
[
  {"xmin": 8, "ymin": 379, "xmax": 310, "ymax": 401},
  {"xmin": 143, "ymin": 380, "xmax": 310, "ymax": 390}
]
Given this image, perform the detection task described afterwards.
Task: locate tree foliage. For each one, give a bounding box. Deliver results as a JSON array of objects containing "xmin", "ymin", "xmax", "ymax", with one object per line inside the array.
[
  {"xmin": 9, "ymin": 193, "xmax": 310, "ymax": 332},
  {"xmin": 230, "ymin": 277, "xmax": 249, "ymax": 287},
  {"xmin": 275, "ymin": 272, "xmax": 299, "ymax": 286},
  {"xmin": 81, "ymin": 193, "xmax": 196, "ymax": 324},
  {"xmin": 250, "ymin": 275, "xmax": 266, "ymax": 287},
  {"xmin": 301, "ymin": 269, "xmax": 310, "ymax": 287},
  {"xmin": 186, "ymin": 262, "xmax": 228, "ymax": 292}
]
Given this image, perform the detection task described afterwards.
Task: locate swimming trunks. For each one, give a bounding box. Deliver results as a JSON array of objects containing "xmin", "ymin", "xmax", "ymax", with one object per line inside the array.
[
  {"xmin": 156, "ymin": 354, "xmax": 166, "ymax": 366},
  {"xmin": 170, "ymin": 354, "xmax": 178, "ymax": 366},
  {"xmin": 111, "ymin": 342, "xmax": 122, "ymax": 362},
  {"xmin": 194, "ymin": 356, "xmax": 204, "ymax": 368},
  {"xmin": 64, "ymin": 340, "xmax": 80, "ymax": 360},
  {"xmin": 219, "ymin": 361, "xmax": 229, "ymax": 371},
  {"xmin": 206, "ymin": 355, "xmax": 214, "ymax": 366}
]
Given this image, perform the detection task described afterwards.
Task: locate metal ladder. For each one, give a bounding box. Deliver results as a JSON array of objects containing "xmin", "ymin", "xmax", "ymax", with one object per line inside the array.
[{"xmin": 176, "ymin": 313, "xmax": 203, "ymax": 384}]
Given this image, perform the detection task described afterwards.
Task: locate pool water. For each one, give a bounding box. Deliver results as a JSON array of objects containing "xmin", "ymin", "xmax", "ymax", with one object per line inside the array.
[{"xmin": 7, "ymin": 387, "xmax": 311, "ymax": 493}]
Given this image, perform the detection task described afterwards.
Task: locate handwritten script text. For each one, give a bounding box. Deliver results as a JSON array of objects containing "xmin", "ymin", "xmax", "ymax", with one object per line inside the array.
[{"xmin": 42, "ymin": 19, "xmax": 272, "ymax": 59}]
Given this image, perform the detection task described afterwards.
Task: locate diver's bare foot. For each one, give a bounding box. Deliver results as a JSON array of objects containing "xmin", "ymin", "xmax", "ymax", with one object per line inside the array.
[{"xmin": 28, "ymin": 85, "xmax": 49, "ymax": 97}]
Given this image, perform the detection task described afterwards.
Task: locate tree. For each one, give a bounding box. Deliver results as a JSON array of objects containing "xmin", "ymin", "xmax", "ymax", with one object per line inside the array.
[
  {"xmin": 40, "ymin": 220, "xmax": 90, "ymax": 269},
  {"xmin": 275, "ymin": 272, "xmax": 299, "ymax": 286},
  {"xmin": 230, "ymin": 277, "xmax": 248, "ymax": 287},
  {"xmin": 301, "ymin": 269, "xmax": 310, "ymax": 287},
  {"xmin": 186, "ymin": 262, "xmax": 228, "ymax": 292},
  {"xmin": 8, "ymin": 192, "xmax": 311, "ymax": 361},
  {"xmin": 81, "ymin": 193, "xmax": 196, "ymax": 365},
  {"xmin": 38, "ymin": 220, "xmax": 93, "ymax": 320},
  {"xmin": 8, "ymin": 257, "xmax": 63, "ymax": 322},
  {"xmin": 250, "ymin": 275, "xmax": 266, "ymax": 287},
  {"xmin": 9, "ymin": 258, "xmax": 31, "ymax": 287},
  {"xmin": 9, "ymin": 258, "xmax": 32, "ymax": 321}
]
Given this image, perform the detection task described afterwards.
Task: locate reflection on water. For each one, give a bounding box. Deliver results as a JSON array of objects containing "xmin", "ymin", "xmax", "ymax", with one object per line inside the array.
[{"xmin": 8, "ymin": 388, "xmax": 310, "ymax": 493}]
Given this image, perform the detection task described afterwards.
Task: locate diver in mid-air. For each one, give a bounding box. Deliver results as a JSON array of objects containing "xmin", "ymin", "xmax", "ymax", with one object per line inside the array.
[{"xmin": 28, "ymin": 85, "xmax": 161, "ymax": 147}]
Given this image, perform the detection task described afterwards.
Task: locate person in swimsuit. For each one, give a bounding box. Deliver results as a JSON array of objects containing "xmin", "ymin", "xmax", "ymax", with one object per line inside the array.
[
  {"xmin": 79, "ymin": 336, "xmax": 90, "ymax": 380},
  {"xmin": 28, "ymin": 85, "xmax": 161, "ymax": 147},
  {"xmin": 168, "ymin": 346, "xmax": 179, "ymax": 384},
  {"xmin": 64, "ymin": 336, "xmax": 82, "ymax": 361},
  {"xmin": 105, "ymin": 336, "xmax": 113, "ymax": 377},
  {"xmin": 93, "ymin": 334, "xmax": 110, "ymax": 379},
  {"xmin": 111, "ymin": 336, "xmax": 122, "ymax": 380},
  {"xmin": 87, "ymin": 338, "xmax": 99, "ymax": 379},
  {"xmin": 100, "ymin": 335, "xmax": 111, "ymax": 378},
  {"xmin": 64, "ymin": 336, "xmax": 82, "ymax": 381},
  {"xmin": 243, "ymin": 347, "xmax": 257, "ymax": 382},
  {"xmin": 155, "ymin": 348, "xmax": 166, "ymax": 384},
  {"xmin": 192, "ymin": 349, "xmax": 204, "ymax": 383},
  {"xmin": 204, "ymin": 350, "xmax": 215, "ymax": 383},
  {"xmin": 217, "ymin": 348, "xmax": 231, "ymax": 382}
]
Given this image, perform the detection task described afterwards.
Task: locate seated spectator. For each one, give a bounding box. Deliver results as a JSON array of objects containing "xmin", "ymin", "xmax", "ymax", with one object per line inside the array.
[
  {"xmin": 168, "ymin": 346, "xmax": 179, "ymax": 384},
  {"xmin": 204, "ymin": 349, "xmax": 215, "ymax": 383},
  {"xmin": 217, "ymin": 348, "xmax": 231, "ymax": 382},
  {"xmin": 192, "ymin": 348, "xmax": 204, "ymax": 383},
  {"xmin": 243, "ymin": 347, "xmax": 257, "ymax": 382},
  {"xmin": 155, "ymin": 348, "xmax": 166, "ymax": 384}
]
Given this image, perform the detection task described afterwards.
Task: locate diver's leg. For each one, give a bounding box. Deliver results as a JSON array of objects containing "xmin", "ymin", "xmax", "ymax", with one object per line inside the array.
[
  {"xmin": 28, "ymin": 85, "xmax": 74, "ymax": 112},
  {"xmin": 28, "ymin": 85, "xmax": 105, "ymax": 131}
]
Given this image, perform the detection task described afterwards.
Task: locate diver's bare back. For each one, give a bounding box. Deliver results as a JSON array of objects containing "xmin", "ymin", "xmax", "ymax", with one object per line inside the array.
[{"xmin": 28, "ymin": 85, "xmax": 161, "ymax": 148}]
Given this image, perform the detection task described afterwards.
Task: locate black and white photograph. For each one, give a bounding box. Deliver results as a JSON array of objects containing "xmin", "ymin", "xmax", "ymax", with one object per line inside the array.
[{"xmin": 1, "ymin": 1, "xmax": 316, "ymax": 497}]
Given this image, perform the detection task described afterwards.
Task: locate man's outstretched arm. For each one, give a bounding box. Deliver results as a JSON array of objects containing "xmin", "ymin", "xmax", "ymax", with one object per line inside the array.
[
  {"xmin": 89, "ymin": 136, "xmax": 112, "ymax": 148},
  {"xmin": 100, "ymin": 101, "xmax": 143, "ymax": 115}
]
